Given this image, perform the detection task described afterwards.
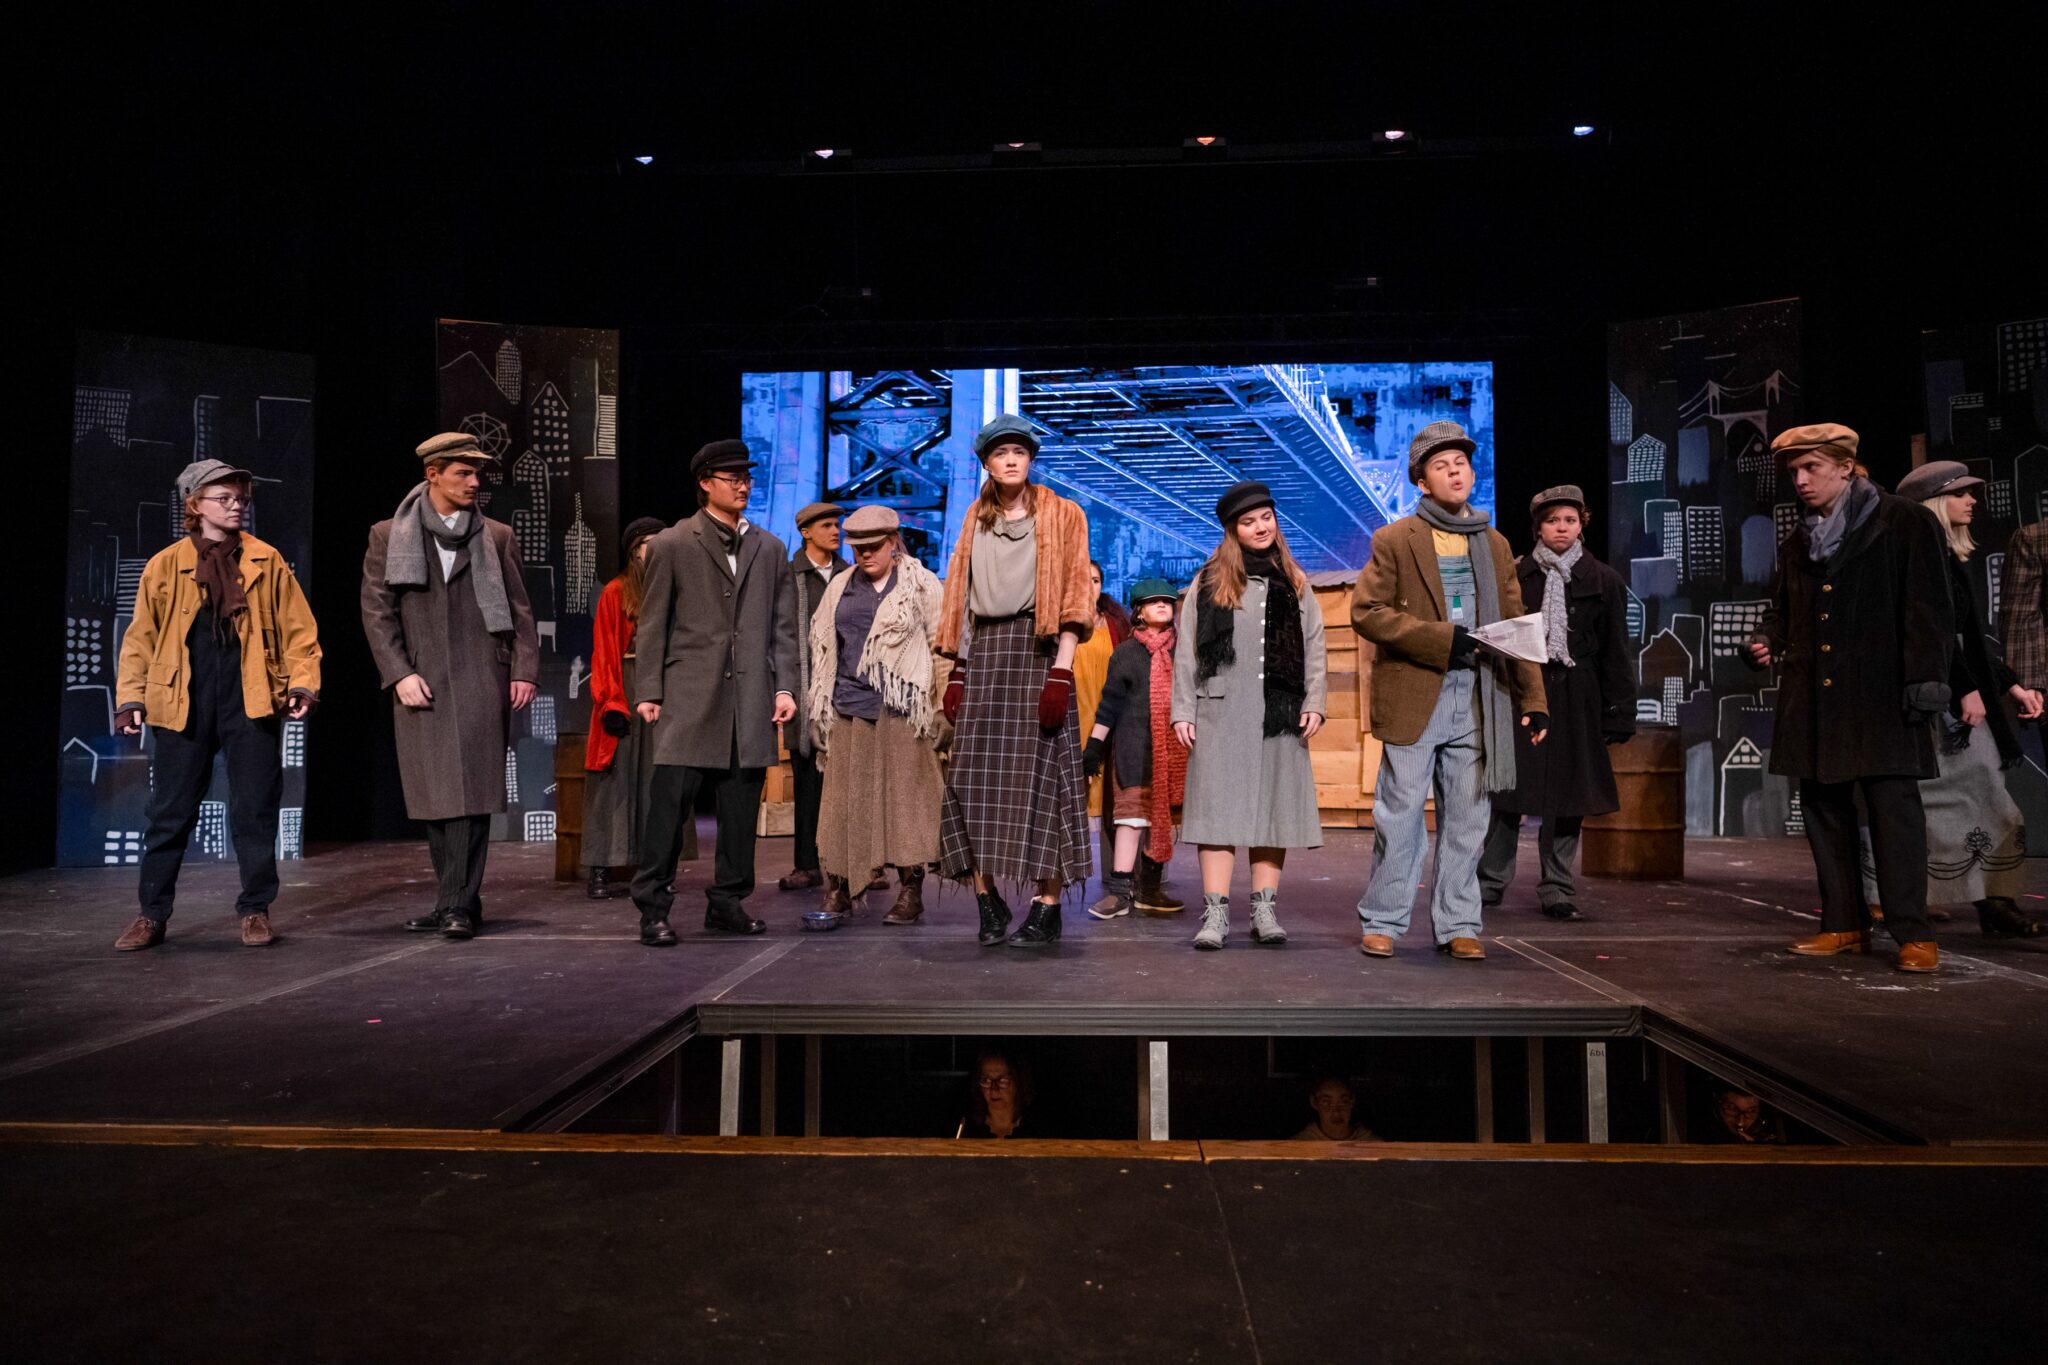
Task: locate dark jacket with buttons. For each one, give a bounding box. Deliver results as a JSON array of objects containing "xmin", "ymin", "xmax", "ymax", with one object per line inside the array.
[
  {"xmin": 1753, "ymin": 492, "xmax": 1952, "ymax": 783},
  {"xmin": 633, "ymin": 510, "xmax": 800, "ymax": 769},
  {"xmin": 1492, "ymin": 549, "xmax": 1634, "ymax": 817}
]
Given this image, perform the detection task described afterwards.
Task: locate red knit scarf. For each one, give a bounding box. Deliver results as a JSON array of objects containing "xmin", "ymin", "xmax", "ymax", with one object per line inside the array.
[{"xmin": 1141, "ymin": 625, "xmax": 1185, "ymax": 863}]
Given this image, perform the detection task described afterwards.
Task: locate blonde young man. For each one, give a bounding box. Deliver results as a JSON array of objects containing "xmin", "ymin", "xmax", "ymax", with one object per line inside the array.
[{"xmin": 112, "ymin": 460, "xmax": 321, "ymax": 951}]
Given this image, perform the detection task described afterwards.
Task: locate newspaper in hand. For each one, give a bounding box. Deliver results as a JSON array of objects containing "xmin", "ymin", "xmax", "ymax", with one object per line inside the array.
[{"xmin": 1469, "ymin": 612, "xmax": 1548, "ymax": 664}]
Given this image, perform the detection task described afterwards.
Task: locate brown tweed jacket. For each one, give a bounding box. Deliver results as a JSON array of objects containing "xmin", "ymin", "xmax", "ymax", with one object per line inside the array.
[
  {"xmin": 1349, "ymin": 515, "xmax": 1545, "ymax": 746},
  {"xmin": 2001, "ymin": 521, "xmax": 2048, "ymax": 692},
  {"xmin": 934, "ymin": 485, "xmax": 1095, "ymax": 657}
]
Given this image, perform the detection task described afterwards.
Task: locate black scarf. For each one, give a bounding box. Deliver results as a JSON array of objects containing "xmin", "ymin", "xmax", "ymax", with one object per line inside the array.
[{"xmin": 1196, "ymin": 547, "xmax": 1306, "ymax": 738}]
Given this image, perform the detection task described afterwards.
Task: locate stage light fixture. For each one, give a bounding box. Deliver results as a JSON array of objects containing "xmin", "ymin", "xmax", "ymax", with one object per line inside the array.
[
  {"xmin": 632, "ymin": 155, "xmax": 654, "ymax": 165},
  {"xmin": 1571, "ymin": 124, "xmax": 1596, "ymax": 137},
  {"xmin": 1181, "ymin": 135, "xmax": 1228, "ymax": 161},
  {"xmin": 812, "ymin": 148, "xmax": 841, "ymax": 159},
  {"xmin": 992, "ymin": 141, "xmax": 1044, "ymax": 165},
  {"xmin": 1382, "ymin": 129, "xmax": 1407, "ymax": 141}
]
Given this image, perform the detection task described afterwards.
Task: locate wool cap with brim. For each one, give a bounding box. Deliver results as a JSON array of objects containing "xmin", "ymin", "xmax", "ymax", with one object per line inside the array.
[
  {"xmin": 796, "ymin": 501, "xmax": 845, "ymax": 529},
  {"xmin": 842, "ymin": 504, "xmax": 900, "ymax": 544},
  {"xmin": 1407, "ymin": 420, "xmax": 1476, "ymax": 482},
  {"xmin": 690, "ymin": 439, "xmax": 755, "ymax": 479},
  {"xmin": 1529, "ymin": 483, "xmax": 1587, "ymax": 518},
  {"xmin": 1215, "ymin": 480, "xmax": 1275, "ymax": 526},
  {"xmin": 621, "ymin": 516, "xmax": 667, "ymax": 553},
  {"xmin": 1896, "ymin": 460, "xmax": 1985, "ymax": 502},
  {"xmin": 1770, "ymin": 423, "xmax": 1859, "ymax": 461},
  {"xmin": 416, "ymin": 431, "xmax": 494, "ymax": 464},
  {"xmin": 1127, "ymin": 576, "xmax": 1179, "ymax": 607},
  {"xmin": 974, "ymin": 414, "xmax": 1040, "ymax": 459},
  {"xmin": 176, "ymin": 458, "xmax": 253, "ymax": 501}
]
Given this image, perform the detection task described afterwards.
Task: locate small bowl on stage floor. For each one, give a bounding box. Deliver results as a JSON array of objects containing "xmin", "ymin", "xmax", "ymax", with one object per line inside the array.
[{"xmin": 800, "ymin": 910, "xmax": 845, "ymax": 932}]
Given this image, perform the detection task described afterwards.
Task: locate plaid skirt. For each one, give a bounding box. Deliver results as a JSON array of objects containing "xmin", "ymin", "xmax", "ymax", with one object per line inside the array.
[{"xmin": 939, "ymin": 614, "xmax": 1092, "ymax": 889}]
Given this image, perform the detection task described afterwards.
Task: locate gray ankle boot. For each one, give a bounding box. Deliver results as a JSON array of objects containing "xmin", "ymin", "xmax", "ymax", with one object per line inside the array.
[
  {"xmin": 1249, "ymin": 887, "xmax": 1287, "ymax": 945},
  {"xmin": 1193, "ymin": 894, "xmax": 1229, "ymax": 950}
]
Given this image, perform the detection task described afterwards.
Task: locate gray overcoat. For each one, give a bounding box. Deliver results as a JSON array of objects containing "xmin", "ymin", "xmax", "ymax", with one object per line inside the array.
[
  {"xmin": 1171, "ymin": 577, "xmax": 1328, "ymax": 849},
  {"xmin": 632, "ymin": 511, "xmax": 800, "ymax": 770},
  {"xmin": 361, "ymin": 516, "xmax": 539, "ymax": 821}
]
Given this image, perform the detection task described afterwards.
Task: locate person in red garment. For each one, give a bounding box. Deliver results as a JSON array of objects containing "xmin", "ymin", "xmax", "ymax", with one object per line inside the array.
[{"xmin": 581, "ymin": 517, "xmax": 694, "ymax": 899}]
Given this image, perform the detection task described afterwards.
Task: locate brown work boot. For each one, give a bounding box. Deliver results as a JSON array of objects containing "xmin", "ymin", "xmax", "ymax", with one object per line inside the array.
[
  {"xmin": 1788, "ymin": 930, "xmax": 1869, "ymax": 957},
  {"xmin": 1359, "ymin": 933, "xmax": 1395, "ymax": 958},
  {"xmin": 1441, "ymin": 937, "xmax": 1486, "ymax": 961},
  {"xmin": 884, "ymin": 868, "xmax": 925, "ymax": 925},
  {"xmin": 821, "ymin": 876, "xmax": 853, "ymax": 918},
  {"xmin": 1134, "ymin": 855, "xmax": 1184, "ymax": 914},
  {"xmin": 240, "ymin": 913, "xmax": 276, "ymax": 947},
  {"xmin": 865, "ymin": 872, "xmax": 891, "ymax": 894},
  {"xmin": 777, "ymin": 867, "xmax": 823, "ymax": 891},
  {"xmin": 114, "ymin": 917, "xmax": 165, "ymax": 952},
  {"xmin": 1894, "ymin": 941, "xmax": 1940, "ymax": 974}
]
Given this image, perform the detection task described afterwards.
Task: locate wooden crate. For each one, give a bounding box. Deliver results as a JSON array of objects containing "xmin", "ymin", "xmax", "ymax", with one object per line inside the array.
[{"xmin": 756, "ymin": 800, "xmax": 795, "ymax": 838}]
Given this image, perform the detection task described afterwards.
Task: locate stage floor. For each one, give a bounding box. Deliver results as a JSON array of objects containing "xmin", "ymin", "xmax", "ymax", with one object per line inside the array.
[{"xmin": 0, "ymin": 830, "xmax": 2043, "ymax": 1141}]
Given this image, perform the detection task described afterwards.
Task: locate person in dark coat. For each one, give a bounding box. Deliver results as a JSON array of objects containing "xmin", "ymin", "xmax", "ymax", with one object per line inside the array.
[
  {"xmin": 1747, "ymin": 423, "xmax": 1954, "ymax": 974},
  {"xmin": 361, "ymin": 432, "xmax": 540, "ymax": 940},
  {"xmin": 628, "ymin": 440, "xmax": 801, "ymax": 946},
  {"xmin": 1477, "ymin": 486, "xmax": 1634, "ymax": 920},
  {"xmin": 1082, "ymin": 578, "xmax": 1188, "ymax": 920},
  {"xmin": 778, "ymin": 501, "xmax": 847, "ymax": 893}
]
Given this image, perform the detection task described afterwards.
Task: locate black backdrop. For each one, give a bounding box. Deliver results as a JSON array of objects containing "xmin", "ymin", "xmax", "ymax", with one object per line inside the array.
[{"xmin": 13, "ymin": 5, "xmax": 2041, "ymax": 868}]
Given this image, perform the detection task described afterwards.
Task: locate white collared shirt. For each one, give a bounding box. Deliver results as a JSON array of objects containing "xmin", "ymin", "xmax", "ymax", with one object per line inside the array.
[
  {"xmin": 725, "ymin": 517, "xmax": 752, "ymax": 575},
  {"xmin": 436, "ymin": 510, "xmax": 463, "ymax": 578}
]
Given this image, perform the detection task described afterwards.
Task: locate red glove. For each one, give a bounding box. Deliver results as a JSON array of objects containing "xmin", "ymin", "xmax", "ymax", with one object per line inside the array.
[
  {"xmin": 942, "ymin": 668, "xmax": 967, "ymax": 726},
  {"xmin": 1039, "ymin": 666, "xmax": 1075, "ymax": 731}
]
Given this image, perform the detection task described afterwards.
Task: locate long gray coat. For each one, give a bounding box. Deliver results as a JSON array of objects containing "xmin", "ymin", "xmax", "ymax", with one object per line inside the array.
[
  {"xmin": 1171, "ymin": 576, "xmax": 1329, "ymax": 849},
  {"xmin": 361, "ymin": 516, "xmax": 539, "ymax": 820},
  {"xmin": 633, "ymin": 511, "xmax": 800, "ymax": 770}
]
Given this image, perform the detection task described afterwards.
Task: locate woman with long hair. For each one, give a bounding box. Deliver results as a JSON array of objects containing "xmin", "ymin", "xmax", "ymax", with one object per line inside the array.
[
  {"xmin": 582, "ymin": 516, "xmax": 693, "ymax": 897},
  {"xmin": 806, "ymin": 506, "xmax": 946, "ymax": 925},
  {"xmin": 955, "ymin": 1049, "xmax": 1034, "ymax": 1139},
  {"xmin": 1868, "ymin": 463, "xmax": 2044, "ymax": 935},
  {"xmin": 1171, "ymin": 481, "xmax": 1328, "ymax": 949},
  {"xmin": 934, "ymin": 415, "xmax": 1097, "ymax": 947}
]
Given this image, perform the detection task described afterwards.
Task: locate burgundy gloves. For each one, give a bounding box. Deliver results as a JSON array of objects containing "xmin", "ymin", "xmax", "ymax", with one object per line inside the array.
[
  {"xmin": 1039, "ymin": 667, "xmax": 1075, "ymax": 731},
  {"xmin": 942, "ymin": 668, "xmax": 967, "ymax": 726}
]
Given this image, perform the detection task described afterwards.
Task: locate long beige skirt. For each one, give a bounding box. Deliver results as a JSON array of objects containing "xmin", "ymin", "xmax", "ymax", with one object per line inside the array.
[{"xmin": 817, "ymin": 710, "xmax": 945, "ymax": 882}]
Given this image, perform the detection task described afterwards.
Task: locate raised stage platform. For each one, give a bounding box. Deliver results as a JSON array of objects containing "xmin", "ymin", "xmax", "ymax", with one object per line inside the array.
[{"xmin": 1, "ymin": 831, "xmax": 2043, "ymax": 1145}]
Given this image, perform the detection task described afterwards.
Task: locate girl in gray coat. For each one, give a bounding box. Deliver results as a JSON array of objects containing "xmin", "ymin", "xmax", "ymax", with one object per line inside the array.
[{"xmin": 1172, "ymin": 481, "xmax": 1328, "ymax": 949}]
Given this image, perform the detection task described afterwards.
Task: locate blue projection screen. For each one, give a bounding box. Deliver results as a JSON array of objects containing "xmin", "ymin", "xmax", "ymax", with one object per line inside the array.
[{"xmin": 741, "ymin": 362, "xmax": 1493, "ymax": 598}]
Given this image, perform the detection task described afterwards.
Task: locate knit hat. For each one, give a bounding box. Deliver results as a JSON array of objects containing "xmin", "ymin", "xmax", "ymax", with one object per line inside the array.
[
  {"xmin": 621, "ymin": 516, "xmax": 666, "ymax": 554},
  {"xmin": 1895, "ymin": 460, "xmax": 1984, "ymax": 502},
  {"xmin": 176, "ymin": 458, "xmax": 253, "ymax": 502},
  {"xmin": 1127, "ymin": 577, "xmax": 1178, "ymax": 608},
  {"xmin": 1215, "ymin": 480, "xmax": 1275, "ymax": 526},
  {"xmin": 415, "ymin": 431, "xmax": 494, "ymax": 465},
  {"xmin": 795, "ymin": 501, "xmax": 845, "ymax": 529},
  {"xmin": 1406, "ymin": 421, "xmax": 1476, "ymax": 482},
  {"xmin": 1770, "ymin": 423, "xmax": 1859, "ymax": 463},
  {"xmin": 842, "ymin": 505, "xmax": 900, "ymax": 545},
  {"xmin": 973, "ymin": 414, "xmax": 1040, "ymax": 459},
  {"xmin": 690, "ymin": 439, "xmax": 755, "ymax": 479}
]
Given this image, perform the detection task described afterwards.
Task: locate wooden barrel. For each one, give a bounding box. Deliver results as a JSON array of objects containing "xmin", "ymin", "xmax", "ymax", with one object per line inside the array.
[
  {"xmin": 1582, "ymin": 724, "xmax": 1684, "ymax": 880},
  {"xmin": 553, "ymin": 732, "xmax": 586, "ymax": 882}
]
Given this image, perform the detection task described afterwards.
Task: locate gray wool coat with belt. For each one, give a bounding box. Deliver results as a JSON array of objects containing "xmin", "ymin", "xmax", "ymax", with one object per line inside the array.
[
  {"xmin": 632, "ymin": 510, "xmax": 800, "ymax": 770},
  {"xmin": 361, "ymin": 516, "xmax": 539, "ymax": 821},
  {"xmin": 1171, "ymin": 576, "xmax": 1329, "ymax": 849}
]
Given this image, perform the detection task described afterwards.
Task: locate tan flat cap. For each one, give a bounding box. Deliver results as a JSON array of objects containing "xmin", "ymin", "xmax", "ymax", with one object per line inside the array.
[
  {"xmin": 1769, "ymin": 423, "xmax": 1859, "ymax": 459},
  {"xmin": 416, "ymin": 431, "xmax": 494, "ymax": 464},
  {"xmin": 842, "ymin": 505, "xmax": 900, "ymax": 544}
]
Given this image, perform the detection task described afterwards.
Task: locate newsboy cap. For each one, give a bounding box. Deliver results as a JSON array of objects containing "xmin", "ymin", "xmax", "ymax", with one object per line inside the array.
[
  {"xmin": 1407, "ymin": 421, "xmax": 1476, "ymax": 482},
  {"xmin": 1215, "ymin": 480, "xmax": 1275, "ymax": 526},
  {"xmin": 690, "ymin": 439, "xmax": 755, "ymax": 479},
  {"xmin": 1896, "ymin": 460, "xmax": 1985, "ymax": 503},
  {"xmin": 1769, "ymin": 423, "xmax": 1859, "ymax": 462},
  {"xmin": 842, "ymin": 505, "xmax": 901, "ymax": 545},
  {"xmin": 176, "ymin": 458, "xmax": 253, "ymax": 501},
  {"xmin": 795, "ymin": 501, "xmax": 845, "ymax": 530},
  {"xmin": 974, "ymin": 414, "xmax": 1040, "ymax": 459},
  {"xmin": 1127, "ymin": 576, "xmax": 1179, "ymax": 608},
  {"xmin": 1530, "ymin": 484, "xmax": 1587, "ymax": 518},
  {"xmin": 620, "ymin": 516, "xmax": 666, "ymax": 554},
  {"xmin": 416, "ymin": 431, "xmax": 493, "ymax": 465}
]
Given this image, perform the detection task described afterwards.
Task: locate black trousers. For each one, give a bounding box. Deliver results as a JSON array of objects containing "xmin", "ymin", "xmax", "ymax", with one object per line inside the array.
[
  {"xmin": 789, "ymin": 746, "xmax": 824, "ymax": 872},
  {"xmin": 1801, "ymin": 776, "xmax": 1933, "ymax": 945},
  {"xmin": 632, "ymin": 758, "xmax": 765, "ymax": 921},
  {"xmin": 424, "ymin": 815, "xmax": 491, "ymax": 915},
  {"xmin": 135, "ymin": 632, "xmax": 281, "ymax": 922}
]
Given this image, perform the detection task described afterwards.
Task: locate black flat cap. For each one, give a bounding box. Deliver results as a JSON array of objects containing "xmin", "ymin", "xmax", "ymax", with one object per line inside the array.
[
  {"xmin": 690, "ymin": 439, "xmax": 755, "ymax": 479},
  {"xmin": 1215, "ymin": 480, "xmax": 1275, "ymax": 526},
  {"xmin": 621, "ymin": 516, "xmax": 666, "ymax": 553}
]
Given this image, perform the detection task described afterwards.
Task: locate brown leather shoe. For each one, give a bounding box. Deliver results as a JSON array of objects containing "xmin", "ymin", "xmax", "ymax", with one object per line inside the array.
[
  {"xmin": 884, "ymin": 874, "xmax": 925, "ymax": 925},
  {"xmin": 1359, "ymin": 934, "xmax": 1395, "ymax": 958},
  {"xmin": 1789, "ymin": 931, "xmax": 1869, "ymax": 957},
  {"xmin": 1442, "ymin": 937, "xmax": 1486, "ymax": 961},
  {"xmin": 865, "ymin": 872, "xmax": 892, "ymax": 895},
  {"xmin": 114, "ymin": 917, "xmax": 165, "ymax": 951},
  {"xmin": 1894, "ymin": 941, "xmax": 1940, "ymax": 974},
  {"xmin": 240, "ymin": 913, "xmax": 275, "ymax": 947},
  {"xmin": 777, "ymin": 868, "xmax": 823, "ymax": 891}
]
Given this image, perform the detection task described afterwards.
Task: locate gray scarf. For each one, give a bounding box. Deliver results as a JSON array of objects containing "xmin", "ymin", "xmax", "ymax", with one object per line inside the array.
[
  {"xmin": 1802, "ymin": 475, "xmax": 1878, "ymax": 566},
  {"xmin": 1413, "ymin": 498, "xmax": 1516, "ymax": 793},
  {"xmin": 1531, "ymin": 540, "xmax": 1584, "ymax": 668},
  {"xmin": 385, "ymin": 482, "xmax": 515, "ymax": 633}
]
